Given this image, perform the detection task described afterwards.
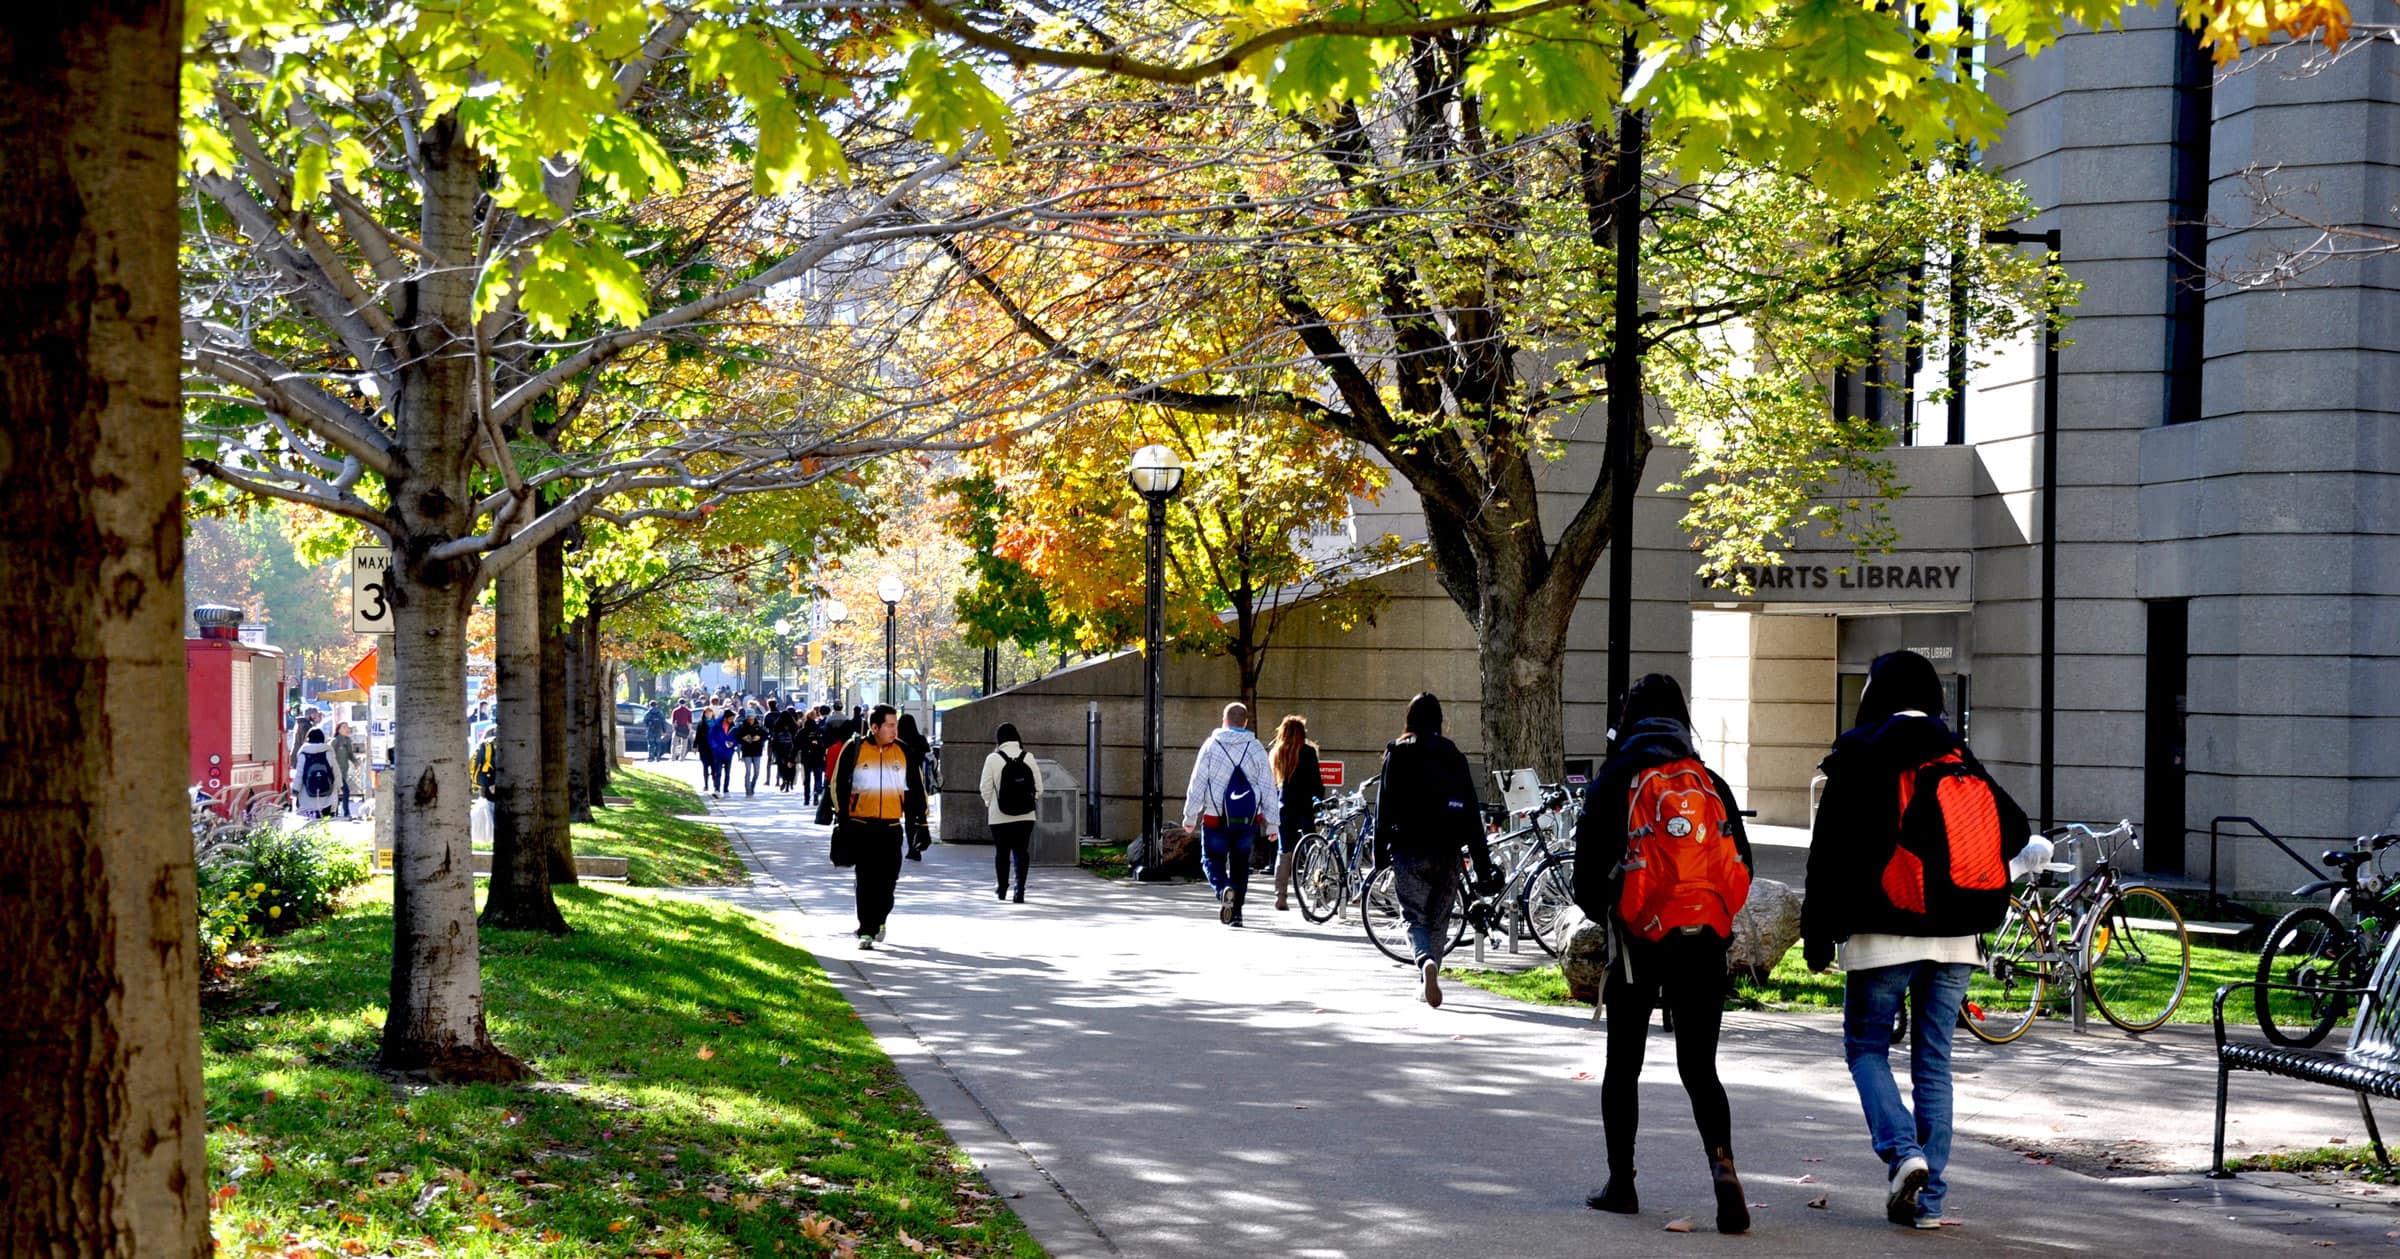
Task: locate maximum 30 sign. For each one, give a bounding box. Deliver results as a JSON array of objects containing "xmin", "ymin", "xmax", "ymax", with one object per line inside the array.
[{"xmin": 351, "ymin": 547, "xmax": 397, "ymax": 635}]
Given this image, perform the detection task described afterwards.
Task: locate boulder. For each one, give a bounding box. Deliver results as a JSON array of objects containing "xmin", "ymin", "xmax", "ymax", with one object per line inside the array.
[
  {"xmin": 1729, "ymin": 878, "xmax": 1803, "ymax": 977},
  {"xmin": 1562, "ymin": 920, "xmax": 1612, "ymax": 1003}
]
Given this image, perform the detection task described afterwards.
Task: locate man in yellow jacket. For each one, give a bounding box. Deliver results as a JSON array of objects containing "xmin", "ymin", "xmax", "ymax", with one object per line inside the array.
[{"xmin": 833, "ymin": 704, "xmax": 929, "ymax": 949}]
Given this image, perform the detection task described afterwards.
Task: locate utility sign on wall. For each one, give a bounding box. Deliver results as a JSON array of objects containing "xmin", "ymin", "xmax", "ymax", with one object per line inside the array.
[
  {"xmin": 350, "ymin": 547, "xmax": 396, "ymax": 634},
  {"xmin": 1319, "ymin": 760, "xmax": 1344, "ymax": 788}
]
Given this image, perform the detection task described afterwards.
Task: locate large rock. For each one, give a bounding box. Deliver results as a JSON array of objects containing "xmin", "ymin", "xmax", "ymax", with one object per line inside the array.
[
  {"xmin": 1729, "ymin": 878, "xmax": 1803, "ymax": 977},
  {"xmin": 1562, "ymin": 920, "xmax": 1611, "ymax": 1003}
]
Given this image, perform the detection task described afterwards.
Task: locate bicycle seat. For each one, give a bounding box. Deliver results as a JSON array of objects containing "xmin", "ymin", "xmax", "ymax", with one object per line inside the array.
[{"xmin": 2325, "ymin": 850, "xmax": 2377, "ymax": 872}]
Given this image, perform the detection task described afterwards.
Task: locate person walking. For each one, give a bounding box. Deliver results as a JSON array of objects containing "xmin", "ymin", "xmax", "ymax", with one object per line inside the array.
[
  {"xmin": 1371, "ymin": 693, "xmax": 1497, "ymax": 1006},
  {"xmin": 735, "ymin": 708, "xmax": 768, "ymax": 797},
  {"xmin": 833, "ymin": 705, "xmax": 927, "ymax": 949},
  {"xmin": 897, "ymin": 713, "xmax": 933, "ymax": 860},
  {"xmin": 644, "ymin": 700, "xmax": 668, "ymax": 762},
  {"xmin": 671, "ymin": 697, "xmax": 694, "ymax": 760},
  {"xmin": 799, "ymin": 707, "xmax": 829, "ymax": 804},
  {"xmin": 1266, "ymin": 715, "xmax": 1323, "ymax": 912},
  {"xmin": 767, "ymin": 699, "xmax": 802, "ymax": 792},
  {"xmin": 1573, "ymin": 673, "xmax": 1755, "ymax": 1234},
  {"xmin": 704, "ymin": 708, "xmax": 739, "ymax": 797},
  {"xmin": 294, "ymin": 724, "xmax": 338, "ymax": 819},
  {"xmin": 330, "ymin": 721, "xmax": 360, "ymax": 819},
  {"xmin": 1180, "ymin": 702, "xmax": 1281, "ymax": 928},
  {"xmin": 980, "ymin": 722, "xmax": 1044, "ymax": 902},
  {"xmin": 1802, "ymin": 650, "xmax": 2052, "ymax": 1231}
]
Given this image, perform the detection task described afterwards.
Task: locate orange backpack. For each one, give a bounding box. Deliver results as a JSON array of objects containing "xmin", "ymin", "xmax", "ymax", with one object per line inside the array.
[
  {"xmin": 1617, "ymin": 759, "xmax": 1750, "ymax": 940},
  {"xmin": 1879, "ymin": 750, "xmax": 2011, "ymax": 927}
]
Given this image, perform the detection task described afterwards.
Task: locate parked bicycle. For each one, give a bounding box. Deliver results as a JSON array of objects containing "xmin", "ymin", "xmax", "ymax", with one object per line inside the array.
[
  {"xmin": 1360, "ymin": 780, "xmax": 1582, "ymax": 965},
  {"xmin": 1289, "ymin": 776, "xmax": 1379, "ymax": 924},
  {"xmin": 2253, "ymin": 832, "xmax": 2400, "ymax": 1047},
  {"xmin": 1963, "ymin": 820, "xmax": 2193, "ymax": 1044}
]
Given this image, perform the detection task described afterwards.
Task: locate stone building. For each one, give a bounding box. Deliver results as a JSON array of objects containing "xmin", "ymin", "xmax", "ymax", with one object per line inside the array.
[{"xmin": 939, "ymin": 11, "xmax": 2399, "ymax": 896}]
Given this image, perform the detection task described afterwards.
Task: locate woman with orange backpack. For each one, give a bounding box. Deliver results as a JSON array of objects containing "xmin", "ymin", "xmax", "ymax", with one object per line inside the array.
[
  {"xmin": 1573, "ymin": 673, "xmax": 1754, "ymax": 1235},
  {"xmin": 1801, "ymin": 650, "xmax": 2051, "ymax": 1231}
]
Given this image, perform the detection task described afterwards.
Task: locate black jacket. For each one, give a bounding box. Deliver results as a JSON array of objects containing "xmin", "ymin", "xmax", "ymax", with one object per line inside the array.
[
  {"xmin": 1574, "ymin": 717, "xmax": 1753, "ymax": 926},
  {"xmin": 1279, "ymin": 744, "xmax": 1323, "ymax": 838},
  {"xmin": 735, "ymin": 718, "xmax": 769, "ymax": 759},
  {"xmin": 1372, "ymin": 733, "xmax": 1493, "ymax": 877},
  {"xmin": 1800, "ymin": 713, "xmax": 2033, "ymax": 945}
]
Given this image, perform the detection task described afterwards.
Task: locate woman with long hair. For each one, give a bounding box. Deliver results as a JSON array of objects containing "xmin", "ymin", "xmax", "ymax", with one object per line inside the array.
[{"xmin": 1266, "ymin": 715, "xmax": 1323, "ymax": 912}]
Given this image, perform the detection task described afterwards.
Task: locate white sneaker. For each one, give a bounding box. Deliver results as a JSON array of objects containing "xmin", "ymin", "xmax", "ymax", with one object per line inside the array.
[
  {"xmin": 1421, "ymin": 960, "xmax": 1443, "ymax": 1009},
  {"xmin": 1886, "ymin": 1155, "xmax": 1929, "ymax": 1226},
  {"xmin": 873, "ymin": 925, "xmax": 887, "ymax": 944},
  {"xmin": 857, "ymin": 936, "xmax": 874, "ymax": 950}
]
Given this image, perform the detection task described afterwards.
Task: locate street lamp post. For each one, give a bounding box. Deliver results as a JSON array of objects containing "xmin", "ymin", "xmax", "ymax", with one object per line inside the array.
[
  {"xmin": 825, "ymin": 599, "xmax": 848, "ymax": 709},
  {"xmin": 773, "ymin": 617, "xmax": 793, "ymax": 700},
  {"xmin": 1127, "ymin": 443, "xmax": 1185, "ymax": 854},
  {"xmin": 877, "ymin": 574, "xmax": 904, "ymax": 708}
]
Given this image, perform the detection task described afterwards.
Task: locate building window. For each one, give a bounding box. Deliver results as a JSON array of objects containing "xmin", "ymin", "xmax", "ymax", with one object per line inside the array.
[{"xmin": 2165, "ymin": 26, "xmax": 2211, "ymax": 425}]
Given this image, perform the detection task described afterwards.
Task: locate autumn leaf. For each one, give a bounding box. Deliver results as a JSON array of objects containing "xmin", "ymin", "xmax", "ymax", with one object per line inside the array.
[{"xmin": 697, "ymin": 1045, "xmax": 716, "ymax": 1061}]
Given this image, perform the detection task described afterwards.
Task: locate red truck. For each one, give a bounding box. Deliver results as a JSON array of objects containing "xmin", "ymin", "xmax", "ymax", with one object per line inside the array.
[{"xmin": 187, "ymin": 604, "xmax": 289, "ymax": 819}]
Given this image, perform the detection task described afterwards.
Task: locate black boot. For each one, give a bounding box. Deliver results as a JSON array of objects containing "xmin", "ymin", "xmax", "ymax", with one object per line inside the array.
[
  {"xmin": 1710, "ymin": 1148, "xmax": 1749, "ymax": 1235},
  {"xmin": 1586, "ymin": 1173, "xmax": 1638, "ymax": 1214}
]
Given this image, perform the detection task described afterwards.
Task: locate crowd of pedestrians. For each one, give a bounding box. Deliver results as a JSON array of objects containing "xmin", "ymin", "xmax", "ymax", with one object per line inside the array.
[{"xmin": 676, "ymin": 647, "xmax": 2041, "ymax": 1237}]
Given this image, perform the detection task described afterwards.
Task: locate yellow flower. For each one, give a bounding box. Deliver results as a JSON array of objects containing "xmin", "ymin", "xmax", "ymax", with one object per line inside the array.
[
  {"xmin": 249, "ymin": 882, "xmax": 266, "ymax": 895},
  {"xmin": 268, "ymin": 906, "xmax": 282, "ymax": 918}
]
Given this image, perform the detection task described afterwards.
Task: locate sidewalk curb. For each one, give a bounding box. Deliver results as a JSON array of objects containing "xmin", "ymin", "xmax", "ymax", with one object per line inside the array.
[{"xmin": 713, "ymin": 811, "xmax": 1119, "ymax": 1259}]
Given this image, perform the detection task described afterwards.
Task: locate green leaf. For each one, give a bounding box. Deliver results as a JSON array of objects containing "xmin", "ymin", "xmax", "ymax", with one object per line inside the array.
[
  {"xmin": 896, "ymin": 42, "xmax": 1014, "ymax": 158},
  {"xmin": 291, "ymin": 143, "xmax": 329, "ymax": 206}
]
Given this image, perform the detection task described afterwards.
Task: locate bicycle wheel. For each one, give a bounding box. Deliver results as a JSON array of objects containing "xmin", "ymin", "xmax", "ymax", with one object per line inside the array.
[
  {"xmin": 2254, "ymin": 906, "xmax": 2357, "ymax": 1048},
  {"xmin": 2084, "ymin": 885, "xmax": 2191, "ymax": 1033},
  {"xmin": 1517, "ymin": 855, "xmax": 1581, "ymax": 957},
  {"xmin": 1361, "ymin": 865, "xmax": 1413, "ymax": 964},
  {"xmin": 1291, "ymin": 834, "xmax": 1343, "ymax": 924},
  {"xmin": 1963, "ymin": 896, "xmax": 2048, "ymax": 1045}
]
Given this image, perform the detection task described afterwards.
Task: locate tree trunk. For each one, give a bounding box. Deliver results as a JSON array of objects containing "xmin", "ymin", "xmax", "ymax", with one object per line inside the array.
[
  {"xmin": 479, "ymin": 551, "xmax": 566, "ymax": 933},
  {"xmin": 375, "ymin": 115, "xmax": 524, "ymax": 1081},
  {"xmin": 564, "ymin": 610, "xmax": 592, "ymax": 823},
  {"xmin": 536, "ymin": 536, "xmax": 575, "ymax": 882},
  {"xmin": 1472, "ymin": 593, "xmax": 1571, "ymax": 780},
  {"xmin": 586, "ymin": 616, "xmax": 612, "ymax": 797},
  {"xmin": 0, "ymin": 5, "xmax": 208, "ymax": 1250}
]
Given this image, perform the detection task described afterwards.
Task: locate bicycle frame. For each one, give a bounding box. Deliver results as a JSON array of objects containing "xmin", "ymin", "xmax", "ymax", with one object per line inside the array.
[{"xmin": 2007, "ymin": 821, "xmax": 2142, "ymax": 1032}]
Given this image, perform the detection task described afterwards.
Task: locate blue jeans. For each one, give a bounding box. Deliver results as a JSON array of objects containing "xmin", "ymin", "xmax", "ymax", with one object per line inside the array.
[
  {"xmin": 1201, "ymin": 825, "xmax": 1256, "ymax": 902},
  {"xmin": 1843, "ymin": 960, "xmax": 1973, "ymax": 1219}
]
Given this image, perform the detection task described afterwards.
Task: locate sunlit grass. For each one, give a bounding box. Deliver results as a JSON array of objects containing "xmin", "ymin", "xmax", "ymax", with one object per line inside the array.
[
  {"xmin": 575, "ymin": 766, "xmax": 747, "ymax": 888},
  {"xmin": 204, "ymin": 882, "xmax": 1042, "ymax": 1258}
]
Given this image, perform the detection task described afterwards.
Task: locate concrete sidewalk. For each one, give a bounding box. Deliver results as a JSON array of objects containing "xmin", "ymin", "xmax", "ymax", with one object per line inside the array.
[{"xmin": 654, "ymin": 761, "xmax": 2400, "ymax": 1256}]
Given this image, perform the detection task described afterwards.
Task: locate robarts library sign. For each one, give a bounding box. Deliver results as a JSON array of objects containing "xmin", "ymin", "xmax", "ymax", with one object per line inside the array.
[{"xmin": 1694, "ymin": 551, "xmax": 1974, "ymax": 603}]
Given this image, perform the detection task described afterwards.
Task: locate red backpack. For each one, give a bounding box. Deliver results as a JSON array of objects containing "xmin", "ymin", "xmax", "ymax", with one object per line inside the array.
[
  {"xmin": 1617, "ymin": 759, "xmax": 1750, "ymax": 940},
  {"xmin": 1879, "ymin": 750, "xmax": 2012, "ymax": 928}
]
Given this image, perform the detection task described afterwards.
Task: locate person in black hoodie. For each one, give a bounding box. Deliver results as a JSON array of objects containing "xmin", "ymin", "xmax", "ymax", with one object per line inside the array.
[
  {"xmin": 897, "ymin": 713, "xmax": 933, "ymax": 860},
  {"xmin": 1801, "ymin": 650, "xmax": 2051, "ymax": 1230},
  {"xmin": 1372, "ymin": 693, "xmax": 1497, "ymax": 1009},
  {"xmin": 1572, "ymin": 673, "xmax": 1754, "ymax": 1234}
]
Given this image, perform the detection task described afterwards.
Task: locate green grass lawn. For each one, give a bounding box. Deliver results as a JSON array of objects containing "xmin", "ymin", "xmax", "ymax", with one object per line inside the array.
[
  {"xmin": 1078, "ymin": 842, "xmax": 1131, "ymax": 880},
  {"xmin": 205, "ymin": 882, "xmax": 1040, "ymax": 1258},
  {"xmin": 578, "ymin": 766, "xmax": 748, "ymax": 888},
  {"xmin": 1452, "ymin": 937, "xmax": 2260, "ymax": 1026}
]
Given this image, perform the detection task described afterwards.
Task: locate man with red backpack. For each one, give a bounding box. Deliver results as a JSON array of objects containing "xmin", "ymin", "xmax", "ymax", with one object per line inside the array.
[
  {"xmin": 1574, "ymin": 673, "xmax": 1755, "ymax": 1235},
  {"xmin": 1802, "ymin": 650, "xmax": 2053, "ymax": 1231}
]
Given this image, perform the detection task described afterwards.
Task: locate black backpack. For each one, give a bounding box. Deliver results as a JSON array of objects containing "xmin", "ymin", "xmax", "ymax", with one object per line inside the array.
[
  {"xmin": 301, "ymin": 754, "xmax": 334, "ymax": 798},
  {"xmin": 995, "ymin": 749, "xmax": 1038, "ymax": 815}
]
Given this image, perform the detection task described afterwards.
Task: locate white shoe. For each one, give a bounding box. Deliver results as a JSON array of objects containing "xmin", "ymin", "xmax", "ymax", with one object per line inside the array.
[
  {"xmin": 1421, "ymin": 960, "xmax": 1443, "ymax": 1009},
  {"xmin": 1886, "ymin": 1155, "xmax": 1929, "ymax": 1225}
]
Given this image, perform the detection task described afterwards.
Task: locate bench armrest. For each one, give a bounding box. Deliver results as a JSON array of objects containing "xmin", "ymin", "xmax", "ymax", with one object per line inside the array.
[{"xmin": 2213, "ymin": 979, "xmax": 2377, "ymax": 1050}]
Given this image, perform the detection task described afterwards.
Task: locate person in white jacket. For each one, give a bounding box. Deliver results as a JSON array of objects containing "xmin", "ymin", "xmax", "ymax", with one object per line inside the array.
[
  {"xmin": 979, "ymin": 722, "xmax": 1044, "ymax": 903},
  {"xmin": 1180, "ymin": 702, "xmax": 1281, "ymax": 927}
]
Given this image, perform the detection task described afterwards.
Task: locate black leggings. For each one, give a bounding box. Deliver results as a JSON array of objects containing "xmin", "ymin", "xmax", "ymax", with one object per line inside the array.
[
  {"xmin": 992, "ymin": 820, "xmax": 1032, "ymax": 893},
  {"xmin": 1601, "ymin": 930, "xmax": 1735, "ymax": 1174}
]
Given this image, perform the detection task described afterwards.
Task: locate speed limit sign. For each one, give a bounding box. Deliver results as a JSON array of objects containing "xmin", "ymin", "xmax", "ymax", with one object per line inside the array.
[{"xmin": 351, "ymin": 547, "xmax": 396, "ymax": 634}]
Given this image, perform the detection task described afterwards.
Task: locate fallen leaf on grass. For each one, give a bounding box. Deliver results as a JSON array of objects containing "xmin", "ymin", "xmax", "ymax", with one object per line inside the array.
[
  {"xmin": 1808, "ymin": 1195, "xmax": 1830, "ymax": 1209},
  {"xmin": 697, "ymin": 1046, "xmax": 716, "ymax": 1061},
  {"xmin": 1662, "ymin": 1218, "xmax": 1695, "ymax": 1232},
  {"xmin": 339, "ymin": 1241, "xmax": 368, "ymax": 1256},
  {"xmin": 372, "ymin": 1172, "xmax": 403, "ymax": 1188}
]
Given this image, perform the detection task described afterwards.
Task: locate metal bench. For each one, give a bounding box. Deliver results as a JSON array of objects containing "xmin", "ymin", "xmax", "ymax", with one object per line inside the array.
[{"xmin": 2212, "ymin": 921, "xmax": 2400, "ymax": 1176}]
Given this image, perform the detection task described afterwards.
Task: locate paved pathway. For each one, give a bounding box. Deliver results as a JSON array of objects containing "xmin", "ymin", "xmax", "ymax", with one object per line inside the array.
[{"xmin": 640, "ymin": 759, "xmax": 2400, "ymax": 1256}]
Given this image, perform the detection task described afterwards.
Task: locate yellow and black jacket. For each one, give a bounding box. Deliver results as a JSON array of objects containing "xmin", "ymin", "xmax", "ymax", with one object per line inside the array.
[{"xmin": 834, "ymin": 736, "xmax": 928, "ymax": 827}]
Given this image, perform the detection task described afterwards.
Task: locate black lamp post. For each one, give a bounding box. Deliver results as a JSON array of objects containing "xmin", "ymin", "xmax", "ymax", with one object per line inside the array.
[
  {"xmin": 878, "ymin": 574, "xmax": 904, "ymax": 708},
  {"xmin": 1128, "ymin": 443, "xmax": 1185, "ymax": 849}
]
